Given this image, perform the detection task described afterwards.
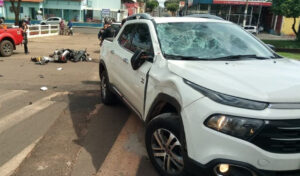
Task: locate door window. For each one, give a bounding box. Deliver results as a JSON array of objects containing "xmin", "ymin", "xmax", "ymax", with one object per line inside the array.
[
  {"xmin": 131, "ymin": 24, "xmax": 153, "ymax": 55},
  {"xmin": 118, "ymin": 24, "xmax": 135, "ymax": 51}
]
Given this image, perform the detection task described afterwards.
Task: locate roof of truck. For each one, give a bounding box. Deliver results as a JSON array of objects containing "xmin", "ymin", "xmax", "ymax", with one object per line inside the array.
[{"xmin": 153, "ymin": 17, "xmax": 230, "ymax": 24}]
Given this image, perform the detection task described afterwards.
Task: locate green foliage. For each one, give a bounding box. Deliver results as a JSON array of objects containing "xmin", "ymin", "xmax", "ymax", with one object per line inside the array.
[
  {"xmin": 272, "ymin": 0, "xmax": 300, "ymax": 40},
  {"xmin": 166, "ymin": 2, "xmax": 179, "ymax": 13},
  {"xmin": 263, "ymin": 40, "xmax": 300, "ymax": 49},
  {"xmin": 164, "ymin": 0, "xmax": 179, "ymax": 7},
  {"xmin": 146, "ymin": 0, "xmax": 159, "ymax": 12},
  {"xmin": 272, "ymin": 0, "xmax": 300, "ymax": 18}
]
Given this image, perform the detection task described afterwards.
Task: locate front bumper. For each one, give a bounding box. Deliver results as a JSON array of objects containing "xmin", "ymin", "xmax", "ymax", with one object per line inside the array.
[
  {"xmin": 185, "ymin": 157, "xmax": 300, "ymax": 176},
  {"xmin": 181, "ymin": 97, "xmax": 300, "ymax": 173}
]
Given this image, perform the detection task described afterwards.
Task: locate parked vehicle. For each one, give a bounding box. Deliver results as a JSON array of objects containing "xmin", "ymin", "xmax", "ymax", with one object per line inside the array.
[
  {"xmin": 244, "ymin": 25, "xmax": 258, "ymax": 34},
  {"xmin": 0, "ymin": 28, "xmax": 23, "ymax": 57},
  {"xmin": 40, "ymin": 17, "xmax": 62, "ymax": 25},
  {"xmin": 99, "ymin": 13, "xmax": 300, "ymax": 176}
]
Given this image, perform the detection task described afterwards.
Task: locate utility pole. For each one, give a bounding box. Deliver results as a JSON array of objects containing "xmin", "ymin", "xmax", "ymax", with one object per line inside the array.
[{"xmin": 243, "ymin": 0, "xmax": 249, "ymax": 27}]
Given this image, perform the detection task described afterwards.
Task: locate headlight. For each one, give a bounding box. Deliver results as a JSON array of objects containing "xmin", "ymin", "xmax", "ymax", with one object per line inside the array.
[
  {"xmin": 184, "ymin": 79, "xmax": 268, "ymax": 110},
  {"xmin": 205, "ymin": 114, "xmax": 264, "ymax": 140}
]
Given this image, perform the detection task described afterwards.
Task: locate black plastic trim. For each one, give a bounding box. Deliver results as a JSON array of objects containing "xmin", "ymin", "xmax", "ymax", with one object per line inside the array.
[{"xmin": 145, "ymin": 93, "xmax": 181, "ymax": 124}]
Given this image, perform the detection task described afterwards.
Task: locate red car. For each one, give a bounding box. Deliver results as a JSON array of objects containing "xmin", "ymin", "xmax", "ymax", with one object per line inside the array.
[{"xmin": 0, "ymin": 27, "xmax": 23, "ymax": 57}]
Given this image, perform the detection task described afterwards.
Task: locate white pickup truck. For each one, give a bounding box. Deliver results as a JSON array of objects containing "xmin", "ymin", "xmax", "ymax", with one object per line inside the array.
[{"xmin": 99, "ymin": 14, "xmax": 300, "ymax": 176}]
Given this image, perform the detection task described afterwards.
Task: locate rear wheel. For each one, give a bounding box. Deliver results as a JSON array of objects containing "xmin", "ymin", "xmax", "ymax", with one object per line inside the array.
[
  {"xmin": 100, "ymin": 71, "xmax": 116, "ymax": 105},
  {"xmin": 146, "ymin": 113, "xmax": 187, "ymax": 176},
  {"xmin": 0, "ymin": 40, "xmax": 13, "ymax": 57}
]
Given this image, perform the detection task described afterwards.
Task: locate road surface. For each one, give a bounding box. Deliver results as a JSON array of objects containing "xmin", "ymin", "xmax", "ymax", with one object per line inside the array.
[{"xmin": 0, "ymin": 30, "xmax": 158, "ymax": 176}]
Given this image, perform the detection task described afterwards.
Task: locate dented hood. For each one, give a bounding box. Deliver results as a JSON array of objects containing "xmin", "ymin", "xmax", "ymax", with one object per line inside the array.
[{"xmin": 168, "ymin": 59, "xmax": 300, "ymax": 103}]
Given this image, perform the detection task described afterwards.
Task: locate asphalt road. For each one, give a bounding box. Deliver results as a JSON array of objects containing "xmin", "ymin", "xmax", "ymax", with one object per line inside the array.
[{"xmin": 0, "ymin": 30, "xmax": 158, "ymax": 176}]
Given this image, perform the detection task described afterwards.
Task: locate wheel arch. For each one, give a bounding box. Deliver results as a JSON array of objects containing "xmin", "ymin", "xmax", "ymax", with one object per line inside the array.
[
  {"xmin": 145, "ymin": 93, "xmax": 182, "ymax": 124},
  {"xmin": 1, "ymin": 37, "xmax": 16, "ymax": 50}
]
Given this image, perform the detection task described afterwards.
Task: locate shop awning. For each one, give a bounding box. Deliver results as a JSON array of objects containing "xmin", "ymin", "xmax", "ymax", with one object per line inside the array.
[{"xmin": 213, "ymin": 0, "xmax": 272, "ymax": 6}]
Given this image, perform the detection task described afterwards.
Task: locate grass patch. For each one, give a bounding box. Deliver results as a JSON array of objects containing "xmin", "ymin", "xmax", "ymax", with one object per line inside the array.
[
  {"xmin": 277, "ymin": 52, "xmax": 300, "ymax": 60},
  {"xmin": 262, "ymin": 40, "xmax": 300, "ymax": 49}
]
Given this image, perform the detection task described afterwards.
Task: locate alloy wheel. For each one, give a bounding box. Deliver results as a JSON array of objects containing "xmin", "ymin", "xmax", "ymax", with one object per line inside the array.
[
  {"xmin": 151, "ymin": 128, "xmax": 184, "ymax": 174},
  {"xmin": 3, "ymin": 43, "xmax": 11, "ymax": 55}
]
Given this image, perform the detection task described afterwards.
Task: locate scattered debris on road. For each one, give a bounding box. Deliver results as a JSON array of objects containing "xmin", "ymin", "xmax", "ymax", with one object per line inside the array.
[
  {"xmin": 31, "ymin": 49, "xmax": 90, "ymax": 65},
  {"xmin": 0, "ymin": 75, "xmax": 3, "ymax": 77},
  {"xmin": 57, "ymin": 67, "xmax": 63, "ymax": 71},
  {"xmin": 40, "ymin": 86, "xmax": 48, "ymax": 91}
]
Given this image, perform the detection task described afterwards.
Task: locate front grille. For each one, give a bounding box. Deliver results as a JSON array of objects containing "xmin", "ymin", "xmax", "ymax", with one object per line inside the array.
[{"xmin": 251, "ymin": 119, "xmax": 300, "ymax": 154}]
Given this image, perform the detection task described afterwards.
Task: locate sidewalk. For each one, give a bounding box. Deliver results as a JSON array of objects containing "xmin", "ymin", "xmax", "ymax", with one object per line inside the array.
[{"xmin": 257, "ymin": 33, "xmax": 296, "ymax": 40}]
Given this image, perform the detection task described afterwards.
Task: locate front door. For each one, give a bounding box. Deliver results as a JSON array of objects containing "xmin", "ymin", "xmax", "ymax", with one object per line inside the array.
[{"xmin": 112, "ymin": 22, "xmax": 154, "ymax": 116}]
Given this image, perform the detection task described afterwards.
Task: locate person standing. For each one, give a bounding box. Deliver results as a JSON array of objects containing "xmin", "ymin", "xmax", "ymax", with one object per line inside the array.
[
  {"xmin": 21, "ymin": 21, "xmax": 29, "ymax": 54},
  {"xmin": 67, "ymin": 20, "xmax": 73, "ymax": 35},
  {"xmin": 59, "ymin": 20, "xmax": 65, "ymax": 35}
]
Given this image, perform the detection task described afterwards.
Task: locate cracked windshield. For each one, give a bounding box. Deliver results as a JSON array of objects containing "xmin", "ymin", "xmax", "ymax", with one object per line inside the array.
[{"xmin": 156, "ymin": 22, "xmax": 275, "ymax": 59}]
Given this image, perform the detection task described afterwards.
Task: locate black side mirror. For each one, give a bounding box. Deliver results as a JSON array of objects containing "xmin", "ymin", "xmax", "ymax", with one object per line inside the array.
[
  {"xmin": 266, "ymin": 44, "xmax": 276, "ymax": 51},
  {"xmin": 131, "ymin": 49, "xmax": 150, "ymax": 70}
]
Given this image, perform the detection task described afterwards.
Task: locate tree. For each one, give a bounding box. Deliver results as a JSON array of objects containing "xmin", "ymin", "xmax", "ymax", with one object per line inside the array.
[
  {"xmin": 166, "ymin": 3, "xmax": 179, "ymax": 16},
  {"xmin": 146, "ymin": 0, "xmax": 159, "ymax": 13},
  {"xmin": 272, "ymin": 0, "xmax": 300, "ymax": 40},
  {"xmin": 9, "ymin": 0, "xmax": 22, "ymax": 25},
  {"xmin": 164, "ymin": 0, "xmax": 179, "ymax": 7}
]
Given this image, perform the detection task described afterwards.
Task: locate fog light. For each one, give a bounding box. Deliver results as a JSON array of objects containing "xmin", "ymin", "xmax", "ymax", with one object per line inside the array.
[{"xmin": 219, "ymin": 164, "xmax": 229, "ymax": 173}]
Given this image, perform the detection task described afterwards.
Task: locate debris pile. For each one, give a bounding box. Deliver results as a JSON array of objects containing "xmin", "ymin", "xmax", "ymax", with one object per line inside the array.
[{"xmin": 32, "ymin": 49, "xmax": 91, "ymax": 65}]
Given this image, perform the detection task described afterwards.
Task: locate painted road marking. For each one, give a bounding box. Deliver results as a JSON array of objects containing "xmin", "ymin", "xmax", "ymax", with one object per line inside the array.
[
  {"xmin": 0, "ymin": 92, "xmax": 68, "ymax": 135},
  {"xmin": 0, "ymin": 90, "xmax": 28, "ymax": 107},
  {"xmin": 97, "ymin": 115, "xmax": 143, "ymax": 176},
  {"xmin": 0, "ymin": 137, "xmax": 42, "ymax": 176}
]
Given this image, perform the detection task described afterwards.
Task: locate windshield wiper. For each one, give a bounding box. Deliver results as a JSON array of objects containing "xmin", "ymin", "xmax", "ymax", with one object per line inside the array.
[
  {"xmin": 164, "ymin": 54, "xmax": 205, "ymax": 60},
  {"xmin": 211, "ymin": 55, "xmax": 271, "ymax": 61}
]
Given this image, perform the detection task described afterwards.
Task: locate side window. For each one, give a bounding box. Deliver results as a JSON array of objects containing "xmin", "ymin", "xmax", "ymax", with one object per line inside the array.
[
  {"xmin": 118, "ymin": 24, "xmax": 135, "ymax": 51},
  {"xmin": 131, "ymin": 24, "xmax": 153, "ymax": 55}
]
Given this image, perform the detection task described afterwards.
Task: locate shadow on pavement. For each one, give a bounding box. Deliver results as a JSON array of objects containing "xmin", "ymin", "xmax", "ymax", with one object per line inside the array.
[{"xmin": 67, "ymin": 90, "xmax": 130, "ymax": 175}]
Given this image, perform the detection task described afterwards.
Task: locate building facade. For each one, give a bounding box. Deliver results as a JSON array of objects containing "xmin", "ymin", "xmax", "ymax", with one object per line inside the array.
[
  {"xmin": 2, "ymin": 0, "xmax": 124, "ymax": 22},
  {"xmin": 3, "ymin": 0, "xmax": 43, "ymax": 20}
]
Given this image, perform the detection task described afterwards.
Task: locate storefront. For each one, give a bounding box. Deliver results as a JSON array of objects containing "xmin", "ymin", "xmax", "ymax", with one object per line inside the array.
[{"xmin": 186, "ymin": 0, "xmax": 273, "ymax": 31}]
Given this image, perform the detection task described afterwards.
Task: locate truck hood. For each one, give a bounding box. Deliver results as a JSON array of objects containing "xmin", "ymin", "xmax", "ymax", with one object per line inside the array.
[{"xmin": 168, "ymin": 59, "xmax": 300, "ymax": 103}]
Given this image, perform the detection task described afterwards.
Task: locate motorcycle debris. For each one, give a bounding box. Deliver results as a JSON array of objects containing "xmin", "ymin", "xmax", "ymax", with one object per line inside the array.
[{"xmin": 40, "ymin": 86, "xmax": 48, "ymax": 91}]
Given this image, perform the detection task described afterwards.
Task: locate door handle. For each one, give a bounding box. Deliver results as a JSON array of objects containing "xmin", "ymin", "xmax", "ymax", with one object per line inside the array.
[
  {"xmin": 122, "ymin": 58, "xmax": 129, "ymax": 64},
  {"xmin": 110, "ymin": 50, "xmax": 115, "ymax": 54}
]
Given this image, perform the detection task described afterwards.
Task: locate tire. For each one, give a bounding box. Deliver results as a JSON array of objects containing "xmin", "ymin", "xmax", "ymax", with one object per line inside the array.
[
  {"xmin": 41, "ymin": 23, "xmax": 46, "ymax": 25},
  {"xmin": 0, "ymin": 40, "xmax": 13, "ymax": 57},
  {"xmin": 100, "ymin": 71, "xmax": 116, "ymax": 105},
  {"xmin": 146, "ymin": 113, "xmax": 188, "ymax": 176}
]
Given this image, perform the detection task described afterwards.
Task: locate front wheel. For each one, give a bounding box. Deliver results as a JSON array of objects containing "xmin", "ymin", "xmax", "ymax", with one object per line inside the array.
[
  {"xmin": 0, "ymin": 40, "xmax": 13, "ymax": 57},
  {"xmin": 146, "ymin": 113, "xmax": 187, "ymax": 176}
]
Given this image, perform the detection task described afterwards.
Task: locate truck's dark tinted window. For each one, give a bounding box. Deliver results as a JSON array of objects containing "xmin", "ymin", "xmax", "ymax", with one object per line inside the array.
[
  {"xmin": 131, "ymin": 24, "xmax": 153, "ymax": 55},
  {"xmin": 118, "ymin": 24, "xmax": 135, "ymax": 51}
]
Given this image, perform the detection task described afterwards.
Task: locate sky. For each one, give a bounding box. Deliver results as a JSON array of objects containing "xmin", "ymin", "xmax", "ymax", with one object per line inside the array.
[{"xmin": 157, "ymin": 0, "xmax": 166, "ymax": 7}]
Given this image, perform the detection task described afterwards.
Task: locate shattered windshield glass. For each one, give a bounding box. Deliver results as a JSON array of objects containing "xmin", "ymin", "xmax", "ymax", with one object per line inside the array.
[{"xmin": 156, "ymin": 22, "xmax": 275, "ymax": 60}]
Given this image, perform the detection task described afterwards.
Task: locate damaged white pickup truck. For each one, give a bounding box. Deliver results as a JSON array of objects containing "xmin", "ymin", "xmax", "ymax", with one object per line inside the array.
[{"xmin": 99, "ymin": 14, "xmax": 300, "ymax": 176}]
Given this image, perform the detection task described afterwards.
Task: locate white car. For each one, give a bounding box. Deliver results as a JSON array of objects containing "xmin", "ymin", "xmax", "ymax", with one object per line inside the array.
[
  {"xmin": 244, "ymin": 25, "xmax": 258, "ymax": 34},
  {"xmin": 99, "ymin": 14, "xmax": 300, "ymax": 176},
  {"xmin": 40, "ymin": 17, "xmax": 62, "ymax": 25}
]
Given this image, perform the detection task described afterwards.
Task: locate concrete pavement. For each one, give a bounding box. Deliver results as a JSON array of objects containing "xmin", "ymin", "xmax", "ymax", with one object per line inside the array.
[{"xmin": 0, "ymin": 30, "xmax": 158, "ymax": 176}]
